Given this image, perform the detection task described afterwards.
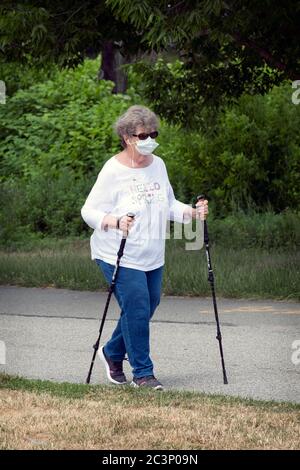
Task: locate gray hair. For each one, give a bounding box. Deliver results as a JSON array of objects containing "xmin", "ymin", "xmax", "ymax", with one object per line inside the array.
[{"xmin": 114, "ymin": 105, "xmax": 159, "ymax": 148}]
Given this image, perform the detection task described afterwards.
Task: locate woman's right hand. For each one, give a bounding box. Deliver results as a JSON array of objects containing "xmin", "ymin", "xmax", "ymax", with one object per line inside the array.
[{"xmin": 118, "ymin": 215, "xmax": 134, "ymax": 233}]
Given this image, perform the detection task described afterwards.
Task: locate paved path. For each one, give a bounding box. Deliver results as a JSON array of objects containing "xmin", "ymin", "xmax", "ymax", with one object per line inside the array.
[{"xmin": 0, "ymin": 286, "xmax": 299, "ymax": 403}]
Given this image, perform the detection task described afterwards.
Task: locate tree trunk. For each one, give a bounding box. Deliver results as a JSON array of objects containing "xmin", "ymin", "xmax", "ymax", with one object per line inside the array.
[{"xmin": 99, "ymin": 41, "xmax": 128, "ymax": 93}]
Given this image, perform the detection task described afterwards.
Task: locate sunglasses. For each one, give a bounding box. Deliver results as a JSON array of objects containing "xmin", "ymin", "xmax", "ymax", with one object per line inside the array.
[{"xmin": 132, "ymin": 131, "xmax": 159, "ymax": 140}]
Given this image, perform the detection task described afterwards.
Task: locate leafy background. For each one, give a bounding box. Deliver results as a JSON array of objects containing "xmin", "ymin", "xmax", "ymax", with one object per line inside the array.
[{"xmin": 0, "ymin": 57, "xmax": 299, "ymax": 247}]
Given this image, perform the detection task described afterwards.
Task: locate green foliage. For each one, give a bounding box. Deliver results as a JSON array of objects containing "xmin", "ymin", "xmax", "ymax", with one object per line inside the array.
[
  {"xmin": 127, "ymin": 58, "xmax": 282, "ymax": 131},
  {"xmin": 0, "ymin": 0, "xmax": 146, "ymax": 69},
  {"xmin": 2, "ymin": 0, "xmax": 299, "ymax": 107},
  {"xmin": 0, "ymin": 1, "xmax": 101, "ymax": 68},
  {"xmin": 0, "ymin": 57, "xmax": 136, "ymax": 243},
  {"xmin": 108, "ymin": 0, "xmax": 299, "ymax": 98},
  {"xmin": 0, "ymin": 170, "xmax": 90, "ymax": 244},
  {"xmin": 0, "ymin": 59, "xmax": 57, "ymax": 97},
  {"xmin": 0, "ymin": 57, "xmax": 299, "ymax": 246},
  {"xmin": 0, "ymin": 57, "xmax": 131, "ymax": 182},
  {"xmin": 157, "ymin": 81, "xmax": 300, "ymax": 214},
  {"xmin": 208, "ymin": 210, "xmax": 300, "ymax": 249},
  {"xmin": 127, "ymin": 59, "xmax": 215, "ymax": 130}
]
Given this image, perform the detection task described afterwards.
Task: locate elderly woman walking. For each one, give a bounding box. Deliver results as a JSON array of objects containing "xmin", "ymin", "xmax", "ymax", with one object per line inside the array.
[{"xmin": 81, "ymin": 105, "xmax": 208, "ymax": 390}]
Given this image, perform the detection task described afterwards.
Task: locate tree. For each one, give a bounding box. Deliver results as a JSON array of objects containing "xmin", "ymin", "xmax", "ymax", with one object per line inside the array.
[
  {"xmin": 1, "ymin": 1, "xmax": 299, "ymax": 105},
  {"xmin": 107, "ymin": 0, "xmax": 300, "ymax": 101},
  {"xmin": 0, "ymin": 0, "xmax": 147, "ymax": 93}
]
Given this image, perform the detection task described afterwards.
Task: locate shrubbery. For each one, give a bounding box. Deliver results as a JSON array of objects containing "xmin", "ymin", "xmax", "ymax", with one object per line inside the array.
[
  {"xmin": 0, "ymin": 59, "xmax": 130, "ymax": 181},
  {"xmin": 128, "ymin": 60, "xmax": 300, "ymax": 214},
  {"xmin": 0, "ymin": 170, "xmax": 89, "ymax": 244},
  {"xmin": 0, "ymin": 57, "xmax": 299, "ymax": 247}
]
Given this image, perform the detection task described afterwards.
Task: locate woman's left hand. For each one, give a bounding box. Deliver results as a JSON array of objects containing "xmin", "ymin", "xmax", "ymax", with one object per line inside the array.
[{"xmin": 195, "ymin": 199, "xmax": 209, "ymax": 220}]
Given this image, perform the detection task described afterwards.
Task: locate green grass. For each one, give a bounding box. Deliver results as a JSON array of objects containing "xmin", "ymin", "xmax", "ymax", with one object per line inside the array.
[
  {"xmin": 1, "ymin": 373, "xmax": 299, "ymax": 411},
  {"xmin": 0, "ymin": 236, "xmax": 299, "ymax": 300}
]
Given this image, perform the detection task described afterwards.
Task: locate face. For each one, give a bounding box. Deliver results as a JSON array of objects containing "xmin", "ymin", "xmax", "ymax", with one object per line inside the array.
[{"xmin": 124, "ymin": 126, "xmax": 158, "ymax": 148}]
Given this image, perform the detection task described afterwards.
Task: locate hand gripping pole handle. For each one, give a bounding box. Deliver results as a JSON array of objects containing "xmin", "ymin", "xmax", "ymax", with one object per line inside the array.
[
  {"xmin": 196, "ymin": 194, "xmax": 209, "ymax": 244},
  {"xmin": 117, "ymin": 212, "xmax": 135, "ymax": 259}
]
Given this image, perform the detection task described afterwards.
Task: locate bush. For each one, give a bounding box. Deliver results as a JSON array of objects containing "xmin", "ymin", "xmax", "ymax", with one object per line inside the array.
[
  {"xmin": 0, "ymin": 56, "xmax": 299, "ymax": 247},
  {"xmin": 158, "ymin": 82, "xmax": 300, "ymax": 215},
  {"xmin": 0, "ymin": 168, "xmax": 104, "ymax": 245},
  {"xmin": 0, "ymin": 57, "xmax": 132, "ymax": 182},
  {"xmin": 0, "ymin": 58, "xmax": 58, "ymax": 97},
  {"xmin": 208, "ymin": 209, "xmax": 300, "ymax": 249},
  {"xmin": 127, "ymin": 59, "xmax": 211, "ymax": 130},
  {"xmin": 1, "ymin": 174, "xmax": 298, "ymax": 249}
]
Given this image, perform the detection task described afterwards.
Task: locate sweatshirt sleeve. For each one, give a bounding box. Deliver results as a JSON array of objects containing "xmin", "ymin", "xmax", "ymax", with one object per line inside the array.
[
  {"xmin": 163, "ymin": 161, "xmax": 191, "ymax": 224},
  {"xmin": 81, "ymin": 163, "xmax": 114, "ymax": 231},
  {"xmin": 168, "ymin": 181, "xmax": 191, "ymax": 224}
]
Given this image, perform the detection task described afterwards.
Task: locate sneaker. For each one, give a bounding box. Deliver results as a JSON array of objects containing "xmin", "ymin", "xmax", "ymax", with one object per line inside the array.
[
  {"xmin": 131, "ymin": 375, "xmax": 163, "ymax": 390},
  {"xmin": 98, "ymin": 346, "xmax": 127, "ymax": 385}
]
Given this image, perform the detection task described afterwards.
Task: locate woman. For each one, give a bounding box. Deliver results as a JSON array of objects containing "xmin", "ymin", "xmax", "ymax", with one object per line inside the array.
[{"xmin": 81, "ymin": 105, "xmax": 208, "ymax": 390}]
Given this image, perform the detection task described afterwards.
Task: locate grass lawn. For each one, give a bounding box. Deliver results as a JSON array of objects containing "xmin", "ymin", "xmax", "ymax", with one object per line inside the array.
[
  {"xmin": 0, "ymin": 374, "xmax": 299, "ymax": 450},
  {"xmin": 0, "ymin": 237, "xmax": 299, "ymax": 300}
]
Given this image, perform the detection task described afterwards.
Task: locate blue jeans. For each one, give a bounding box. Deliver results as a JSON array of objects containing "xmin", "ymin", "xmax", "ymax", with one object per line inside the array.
[{"xmin": 95, "ymin": 259, "xmax": 164, "ymax": 378}]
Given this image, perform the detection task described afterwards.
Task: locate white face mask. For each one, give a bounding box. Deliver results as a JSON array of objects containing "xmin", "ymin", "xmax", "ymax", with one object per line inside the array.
[{"xmin": 135, "ymin": 136, "xmax": 159, "ymax": 155}]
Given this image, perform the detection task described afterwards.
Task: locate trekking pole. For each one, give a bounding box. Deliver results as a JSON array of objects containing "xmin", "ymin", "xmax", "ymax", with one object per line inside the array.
[
  {"xmin": 86, "ymin": 212, "xmax": 135, "ymax": 384},
  {"xmin": 197, "ymin": 195, "xmax": 228, "ymax": 384}
]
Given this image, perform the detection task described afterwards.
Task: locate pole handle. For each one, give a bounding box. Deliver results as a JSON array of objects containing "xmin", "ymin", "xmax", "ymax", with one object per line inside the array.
[
  {"xmin": 196, "ymin": 194, "xmax": 206, "ymax": 203},
  {"xmin": 196, "ymin": 195, "xmax": 209, "ymax": 244},
  {"xmin": 117, "ymin": 212, "xmax": 135, "ymax": 258}
]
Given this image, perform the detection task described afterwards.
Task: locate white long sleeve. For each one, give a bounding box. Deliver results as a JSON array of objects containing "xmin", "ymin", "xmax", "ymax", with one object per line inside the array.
[
  {"xmin": 163, "ymin": 163, "xmax": 190, "ymax": 224},
  {"xmin": 81, "ymin": 161, "xmax": 114, "ymax": 231},
  {"xmin": 167, "ymin": 180, "xmax": 190, "ymax": 224}
]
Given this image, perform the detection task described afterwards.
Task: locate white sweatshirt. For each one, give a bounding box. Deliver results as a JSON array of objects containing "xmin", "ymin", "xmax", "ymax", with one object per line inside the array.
[{"xmin": 81, "ymin": 154, "xmax": 190, "ymax": 271}]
